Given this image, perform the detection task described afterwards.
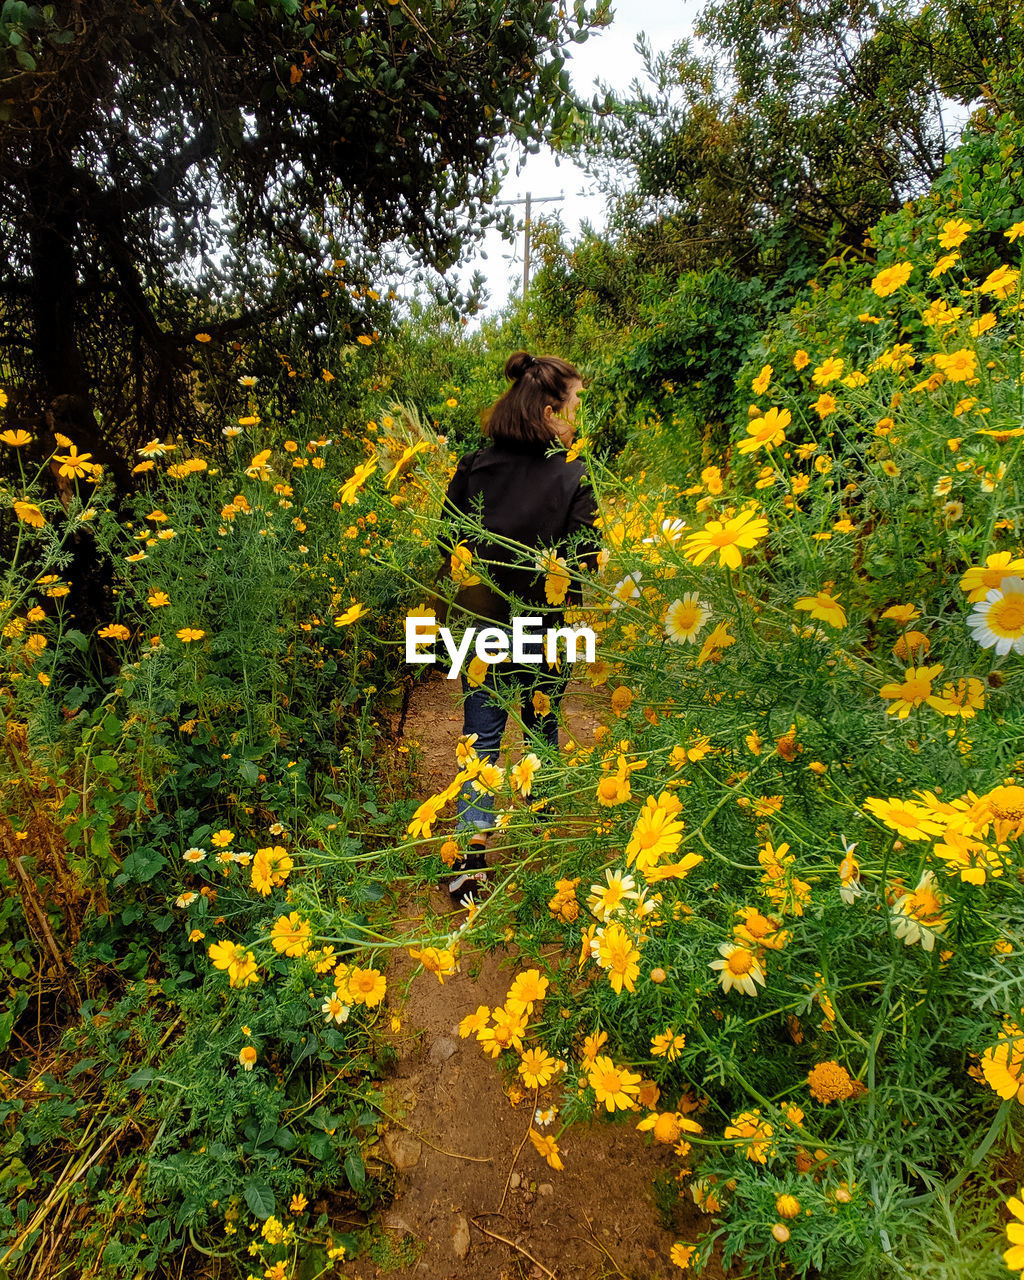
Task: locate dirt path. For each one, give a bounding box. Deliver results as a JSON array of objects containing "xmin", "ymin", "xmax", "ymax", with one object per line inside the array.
[{"xmin": 347, "ymin": 670, "xmax": 716, "ymax": 1280}]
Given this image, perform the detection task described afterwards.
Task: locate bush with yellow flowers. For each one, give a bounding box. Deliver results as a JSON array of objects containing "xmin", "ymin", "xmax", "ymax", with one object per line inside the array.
[
  {"xmin": 383, "ymin": 112, "xmax": 1024, "ymax": 1280},
  {"xmin": 0, "ymin": 387, "xmax": 448, "ymax": 1276},
  {"xmin": 7, "ymin": 94, "xmax": 1024, "ymax": 1280}
]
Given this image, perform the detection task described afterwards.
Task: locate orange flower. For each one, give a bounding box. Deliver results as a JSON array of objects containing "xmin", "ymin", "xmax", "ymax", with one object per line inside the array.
[
  {"xmin": 528, "ymin": 1128, "xmax": 564, "ymax": 1170},
  {"xmin": 807, "ymin": 1060, "xmax": 854, "ymax": 1104},
  {"xmin": 98, "ymin": 624, "xmax": 131, "ymax": 641}
]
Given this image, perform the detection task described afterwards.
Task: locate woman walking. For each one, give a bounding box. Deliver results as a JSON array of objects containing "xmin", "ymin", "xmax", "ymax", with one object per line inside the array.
[{"xmin": 438, "ymin": 351, "xmax": 600, "ymax": 906}]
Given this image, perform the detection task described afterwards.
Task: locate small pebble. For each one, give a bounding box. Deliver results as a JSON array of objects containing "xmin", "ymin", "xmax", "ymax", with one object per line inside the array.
[
  {"xmin": 452, "ymin": 1214, "xmax": 470, "ymax": 1259},
  {"xmin": 429, "ymin": 1036, "xmax": 457, "ymax": 1066}
]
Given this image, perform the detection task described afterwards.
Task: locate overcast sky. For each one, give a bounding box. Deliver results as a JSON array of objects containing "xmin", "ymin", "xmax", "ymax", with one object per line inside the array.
[{"xmin": 453, "ymin": 0, "xmax": 702, "ymax": 316}]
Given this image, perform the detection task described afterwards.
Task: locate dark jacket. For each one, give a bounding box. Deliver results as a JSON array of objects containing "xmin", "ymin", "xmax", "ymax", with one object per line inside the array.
[{"xmin": 437, "ymin": 439, "xmax": 600, "ymax": 625}]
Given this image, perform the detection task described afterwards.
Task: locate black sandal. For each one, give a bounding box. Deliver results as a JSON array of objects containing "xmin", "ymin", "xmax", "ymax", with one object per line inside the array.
[
  {"xmin": 447, "ymin": 868, "xmax": 488, "ymax": 908},
  {"xmin": 446, "ymin": 840, "xmax": 489, "ymax": 907}
]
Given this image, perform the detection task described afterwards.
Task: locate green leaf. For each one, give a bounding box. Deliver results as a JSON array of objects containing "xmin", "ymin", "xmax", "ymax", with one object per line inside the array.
[
  {"xmin": 335, "ymin": 1232, "xmax": 360, "ymax": 1257},
  {"xmin": 344, "ymin": 1151, "xmax": 365, "ymax": 1191},
  {"xmin": 66, "ymin": 1057, "xmax": 99, "ymax": 1079},
  {"xmin": 121, "ymin": 847, "xmax": 165, "ymax": 883},
  {"xmin": 274, "ymin": 1126, "xmax": 297, "ymax": 1151},
  {"xmin": 0, "ymin": 1156, "xmax": 35, "ymax": 1194},
  {"xmin": 243, "ymin": 1176, "xmax": 275, "ymax": 1219},
  {"xmin": 309, "ymin": 1106, "xmax": 335, "ymax": 1131},
  {"xmin": 291, "ymin": 1037, "xmax": 317, "ymax": 1065},
  {"xmin": 237, "ymin": 758, "xmax": 259, "ymax": 785},
  {"xmin": 89, "ymin": 828, "xmax": 116, "ymax": 869}
]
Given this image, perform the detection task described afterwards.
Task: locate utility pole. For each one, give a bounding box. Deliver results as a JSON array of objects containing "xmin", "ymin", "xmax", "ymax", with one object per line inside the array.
[{"xmin": 495, "ymin": 191, "xmax": 562, "ymax": 296}]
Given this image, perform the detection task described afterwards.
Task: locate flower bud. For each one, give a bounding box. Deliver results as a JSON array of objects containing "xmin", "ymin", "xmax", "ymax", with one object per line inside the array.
[{"xmin": 776, "ymin": 1194, "xmax": 801, "ymax": 1218}]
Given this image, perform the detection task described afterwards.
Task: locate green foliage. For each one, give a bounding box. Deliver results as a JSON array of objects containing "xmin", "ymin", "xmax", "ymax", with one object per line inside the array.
[
  {"xmin": 607, "ymin": 268, "xmax": 775, "ymax": 432},
  {"xmin": 524, "ymin": 243, "xmax": 785, "ymax": 455},
  {"xmin": 377, "ymin": 99, "xmax": 1024, "ymax": 1280},
  {"xmin": 365, "ymin": 1228, "xmax": 423, "ymax": 1271},
  {"xmin": 0, "ymin": 0, "xmax": 611, "ymax": 472},
  {"xmin": 0, "ymin": 2, "xmax": 73, "ymax": 80},
  {"xmin": 572, "ymin": 0, "xmax": 1024, "ymax": 285},
  {"xmin": 0, "ymin": 368, "xmax": 443, "ymax": 1275},
  {"xmin": 4, "ymin": 19, "xmax": 1024, "ymax": 1278}
]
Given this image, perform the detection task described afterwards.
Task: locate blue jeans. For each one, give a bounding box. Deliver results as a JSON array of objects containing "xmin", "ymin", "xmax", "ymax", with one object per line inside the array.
[{"xmin": 456, "ymin": 657, "xmax": 569, "ymax": 833}]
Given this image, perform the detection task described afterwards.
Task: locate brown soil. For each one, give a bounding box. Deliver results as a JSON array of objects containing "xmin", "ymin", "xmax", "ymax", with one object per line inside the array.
[{"xmin": 347, "ymin": 670, "xmax": 720, "ymax": 1280}]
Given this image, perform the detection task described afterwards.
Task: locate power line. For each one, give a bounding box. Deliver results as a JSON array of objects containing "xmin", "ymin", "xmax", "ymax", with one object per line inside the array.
[{"xmin": 495, "ymin": 191, "xmax": 562, "ymax": 295}]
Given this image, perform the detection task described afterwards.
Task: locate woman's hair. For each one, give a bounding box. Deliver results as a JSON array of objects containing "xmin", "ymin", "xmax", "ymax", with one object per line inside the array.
[{"xmin": 480, "ymin": 351, "xmax": 581, "ymax": 448}]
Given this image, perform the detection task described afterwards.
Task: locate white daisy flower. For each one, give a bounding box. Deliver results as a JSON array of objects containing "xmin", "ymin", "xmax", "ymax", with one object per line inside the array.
[
  {"xmin": 322, "ymin": 993, "xmax": 351, "ymax": 1025},
  {"xmin": 610, "ymin": 570, "xmax": 642, "ymax": 610},
  {"xmin": 968, "ymin": 577, "xmax": 1024, "ymax": 655},
  {"xmin": 709, "ymin": 942, "xmax": 766, "ymax": 996},
  {"xmin": 664, "ymin": 593, "xmax": 711, "ymax": 644},
  {"xmin": 587, "ymin": 868, "xmax": 639, "ymax": 922}
]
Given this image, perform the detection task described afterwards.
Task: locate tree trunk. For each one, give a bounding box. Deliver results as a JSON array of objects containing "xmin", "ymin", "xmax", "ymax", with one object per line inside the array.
[{"xmin": 28, "ymin": 147, "xmax": 133, "ymax": 489}]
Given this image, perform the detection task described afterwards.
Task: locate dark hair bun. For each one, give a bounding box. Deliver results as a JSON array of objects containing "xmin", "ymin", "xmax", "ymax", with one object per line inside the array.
[
  {"xmin": 482, "ymin": 351, "xmax": 581, "ymax": 448},
  {"xmin": 505, "ymin": 351, "xmax": 537, "ymax": 381}
]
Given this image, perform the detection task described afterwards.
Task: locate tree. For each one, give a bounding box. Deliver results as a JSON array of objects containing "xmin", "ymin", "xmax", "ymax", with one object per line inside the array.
[
  {"xmin": 0, "ymin": 0, "xmax": 608, "ymax": 479},
  {"xmin": 576, "ymin": 0, "xmax": 1023, "ymax": 283}
]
